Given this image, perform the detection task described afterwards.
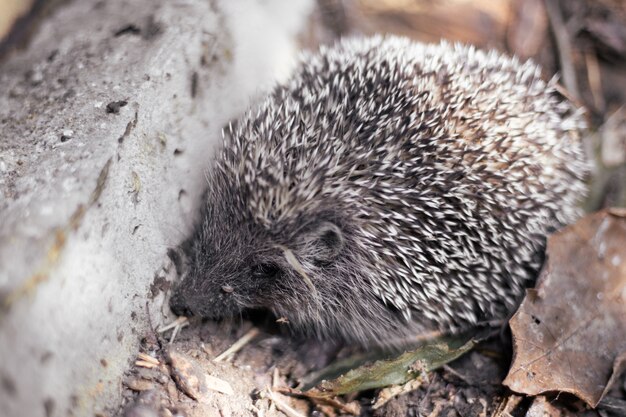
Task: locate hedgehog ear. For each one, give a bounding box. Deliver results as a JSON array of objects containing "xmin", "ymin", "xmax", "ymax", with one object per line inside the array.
[{"xmin": 297, "ymin": 221, "xmax": 344, "ymax": 263}]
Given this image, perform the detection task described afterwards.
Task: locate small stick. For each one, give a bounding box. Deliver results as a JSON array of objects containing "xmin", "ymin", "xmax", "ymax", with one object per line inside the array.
[
  {"xmin": 272, "ymin": 367, "xmax": 280, "ymax": 388},
  {"xmin": 137, "ymin": 352, "xmax": 159, "ymax": 365},
  {"xmin": 169, "ymin": 323, "xmax": 181, "ymax": 344},
  {"xmin": 135, "ymin": 360, "xmax": 158, "ymax": 369},
  {"xmin": 157, "ymin": 316, "xmax": 188, "ymax": 333},
  {"xmin": 585, "ymin": 51, "xmax": 604, "ymax": 112},
  {"xmin": 156, "ymin": 316, "xmax": 189, "ymax": 344},
  {"xmin": 276, "ymin": 386, "xmax": 361, "ymax": 415},
  {"xmin": 213, "ymin": 327, "xmax": 260, "ymax": 362},
  {"xmin": 267, "ymin": 389, "xmax": 307, "ymax": 417},
  {"xmin": 443, "ymin": 364, "xmax": 473, "ymax": 385},
  {"xmin": 269, "ymin": 367, "xmax": 280, "ymax": 414},
  {"xmin": 545, "ymin": 0, "xmax": 580, "ymax": 100}
]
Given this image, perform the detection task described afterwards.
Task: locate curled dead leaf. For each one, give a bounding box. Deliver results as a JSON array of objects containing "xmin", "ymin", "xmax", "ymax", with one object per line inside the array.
[{"xmin": 504, "ymin": 210, "xmax": 626, "ymax": 407}]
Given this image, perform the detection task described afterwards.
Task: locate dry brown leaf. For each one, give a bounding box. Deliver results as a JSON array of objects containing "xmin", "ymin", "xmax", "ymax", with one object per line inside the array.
[
  {"xmin": 525, "ymin": 396, "xmax": 578, "ymax": 417},
  {"xmin": 504, "ymin": 209, "xmax": 626, "ymax": 407}
]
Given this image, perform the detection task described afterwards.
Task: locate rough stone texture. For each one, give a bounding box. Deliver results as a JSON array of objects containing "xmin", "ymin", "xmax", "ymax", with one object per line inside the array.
[{"xmin": 0, "ymin": 0, "xmax": 312, "ymax": 416}]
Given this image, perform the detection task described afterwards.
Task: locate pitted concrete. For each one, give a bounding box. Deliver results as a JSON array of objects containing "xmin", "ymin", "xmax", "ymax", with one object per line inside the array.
[{"xmin": 0, "ymin": 0, "xmax": 312, "ymax": 415}]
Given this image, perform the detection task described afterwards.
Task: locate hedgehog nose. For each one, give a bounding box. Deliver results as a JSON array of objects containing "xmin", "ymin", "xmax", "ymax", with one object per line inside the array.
[{"xmin": 169, "ymin": 291, "xmax": 193, "ymax": 317}]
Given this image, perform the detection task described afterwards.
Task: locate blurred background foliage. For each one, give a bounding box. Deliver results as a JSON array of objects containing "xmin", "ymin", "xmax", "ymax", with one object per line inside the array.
[
  {"xmin": 0, "ymin": 0, "xmax": 35, "ymax": 40},
  {"xmin": 2, "ymin": 0, "xmax": 625, "ymax": 207}
]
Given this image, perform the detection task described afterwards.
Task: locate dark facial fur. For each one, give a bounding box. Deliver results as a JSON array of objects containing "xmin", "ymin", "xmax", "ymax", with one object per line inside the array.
[{"xmin": 170, "ymin": 35, "xmax": 588, "ymax": 346}]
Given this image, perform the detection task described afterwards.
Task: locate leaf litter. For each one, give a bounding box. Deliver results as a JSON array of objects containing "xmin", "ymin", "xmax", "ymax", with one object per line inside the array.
[{"xmin": 504, "ymin": 209, "xmax": 626, "ymax": 407}]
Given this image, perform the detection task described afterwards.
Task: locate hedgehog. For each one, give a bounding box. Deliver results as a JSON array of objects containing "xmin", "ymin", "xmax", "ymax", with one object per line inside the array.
[{"xmin": 169, "ymin": 35, "xmax": 589, "ymax": 346}]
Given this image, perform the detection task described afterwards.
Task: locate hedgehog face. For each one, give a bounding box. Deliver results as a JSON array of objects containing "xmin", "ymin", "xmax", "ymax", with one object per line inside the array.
[
  {"xmin": 169, "ymin": 212, "xmax": 348, "ymax": 323},
  {"xmin": 169, "ymin": 219, "xmax": 275, "ymax": 318}
]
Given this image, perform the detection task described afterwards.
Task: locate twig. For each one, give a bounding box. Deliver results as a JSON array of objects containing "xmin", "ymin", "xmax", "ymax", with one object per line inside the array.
[
  {"xmin": 156, "ymin": 316, "xmax": 189, "ymax": 344},
  {"xmin": 554, "ymin": 83, "xmax": 585, "ymax": 110},
  {"xmin": 272, "ymin": 367, "xmax": 280, "ymax": 388},
  {"xmin": 157, "ymin": 316, "xmax": 188, "ymax": 332},
  {"xmin": 266, "ymin": 389, "xmax": 307, "ymax": 417},
  {"xmin": 169, "ymin": 322, "xmax": 181, "ymax": 344},
  {"xmin": 276, "ymin": 386, "xmax": 361, "ymax": 415},
  {"xmin": 135, "ymin": 360, "xmax": 158, "ymax": 369},
  {"xmin": 270, "ymin": 367, "xmax": 279, "ymax": 414},
  {"xmin": 213, "ymin": 327, "xmax": 260, "ymax": 362},
  {"xmin": 545, "ymin": 0, "xmax": 580, "ymax": 100},
  {"xmin": 443, "ymin": 364, "xmax": 473, "ymax": 385},
  {"xmin": 490, "ymin": 395, "xmax": 524, "ymax": 417},
  {"xmin": 137, "ymin": 352, "xmax": 159, "ymax": 365},
  {"xmin": 585, "ymin": 51, "xmax": 604, "ymax": 112}
]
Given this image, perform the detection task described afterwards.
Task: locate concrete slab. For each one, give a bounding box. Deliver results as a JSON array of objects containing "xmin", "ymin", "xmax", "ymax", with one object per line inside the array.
[{"xmin": 0, "ymin": 0, "xmax": 312, "ymax": 415}]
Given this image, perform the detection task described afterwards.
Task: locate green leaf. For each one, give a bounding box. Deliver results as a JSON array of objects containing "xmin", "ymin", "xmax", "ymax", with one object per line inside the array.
[{"xmin": 304, "ymin": 335, "xmax": 476, "ymax": 397}]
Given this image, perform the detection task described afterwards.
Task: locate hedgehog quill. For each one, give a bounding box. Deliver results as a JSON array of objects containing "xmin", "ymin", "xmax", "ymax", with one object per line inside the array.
[{"xmin": 170, "ymin": 36, "xmax": 589, "ymax": 346}]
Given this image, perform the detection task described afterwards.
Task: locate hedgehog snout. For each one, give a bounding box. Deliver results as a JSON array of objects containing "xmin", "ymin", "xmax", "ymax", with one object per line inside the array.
[
  {"xmin": 169, "ymin": 275, "xmax": 244, "ymax": 319},
  {"xmin": 169, "ymin": 287, "xmax": 194, "ymax": 317}
]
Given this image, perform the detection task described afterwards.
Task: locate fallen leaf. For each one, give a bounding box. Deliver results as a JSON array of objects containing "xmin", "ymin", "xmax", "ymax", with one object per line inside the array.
[
  {"xmin": 304, "ymin": 335, "xmax": 475, "ymax": 397},
  {"xmin": 504, "ymin": 209, "xmax": 626, "ymax": 407}
]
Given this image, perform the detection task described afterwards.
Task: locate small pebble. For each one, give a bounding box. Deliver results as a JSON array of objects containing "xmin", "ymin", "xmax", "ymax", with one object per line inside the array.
[
  {"xmin": 60, "ymin": 129, "xmax": 74, "ymax": 142},
  {"xmin": 106, "ymin": 100, "xmax": 128, "ymax": 114}
]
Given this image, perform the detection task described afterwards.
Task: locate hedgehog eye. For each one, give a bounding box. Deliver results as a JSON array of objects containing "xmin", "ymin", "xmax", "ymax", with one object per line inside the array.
[{"xmin": 251, "ymin": 263, "xmax": 280, "ymax": 279}]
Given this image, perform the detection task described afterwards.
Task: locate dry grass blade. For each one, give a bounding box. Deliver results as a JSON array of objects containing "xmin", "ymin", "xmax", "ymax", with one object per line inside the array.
[
  {"xmin": 276, "ymin": 386, "xmax": 361, "ymax": 415},
  {"xmin": 134, "ymin": 360, "xmax": 158, "ymax": 369},
  {"xmin": 545, "ymin": 0, "xmax": 580, "ymax": 100},
  {"xmin": 266, "ymin": 389, "xmax": 308, "ymax": 417},
  {"xmin": 137, "ymin": 352, "xmax": 160, "ymax": 365},
  {"xmin": 213, "ymin": 327, "xmax": 260, "ymax": 362}
]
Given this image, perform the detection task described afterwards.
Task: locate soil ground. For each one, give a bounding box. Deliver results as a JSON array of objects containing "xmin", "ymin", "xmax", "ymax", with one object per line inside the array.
[
  {"xmin": 116, "ymin": 1, "xmax": 626, "ymax": 416},
  {"xmin": 114, "ymin": 315, "xmax": 625, "ymax": 417}
]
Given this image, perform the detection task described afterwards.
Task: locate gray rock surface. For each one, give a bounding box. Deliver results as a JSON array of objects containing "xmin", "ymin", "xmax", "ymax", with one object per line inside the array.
[{"xmin": 0, "ymin": 0, "xmax": 312, "ymax": 415}]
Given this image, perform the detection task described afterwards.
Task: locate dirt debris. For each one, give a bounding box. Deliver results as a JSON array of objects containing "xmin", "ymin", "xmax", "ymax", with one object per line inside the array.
[{"xmin": 108, "ymin": 0, "xmax": 626, "ymax": 415}]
